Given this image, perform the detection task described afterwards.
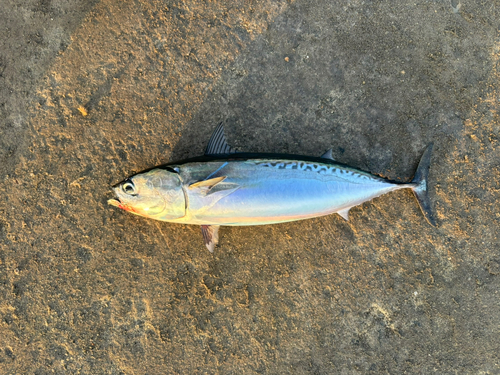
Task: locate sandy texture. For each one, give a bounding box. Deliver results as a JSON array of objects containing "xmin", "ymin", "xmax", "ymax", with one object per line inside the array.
[{"xmin": 1, "ymin": 0, "xmax": 499, "ymax": 373}]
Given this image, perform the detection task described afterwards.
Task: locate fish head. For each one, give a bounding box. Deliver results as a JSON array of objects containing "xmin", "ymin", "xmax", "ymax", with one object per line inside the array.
[{"xmin": 108, "ymin": 167, "xmax": 185, "ymax": 220}]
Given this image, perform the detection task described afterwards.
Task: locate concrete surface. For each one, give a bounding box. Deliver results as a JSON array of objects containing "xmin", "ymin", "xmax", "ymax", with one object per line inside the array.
[{"xmin": 1, "ymin": 0, "xmax": 499, "ymax": 373}]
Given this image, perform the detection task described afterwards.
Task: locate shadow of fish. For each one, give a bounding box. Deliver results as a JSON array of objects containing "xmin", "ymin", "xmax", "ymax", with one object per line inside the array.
[{"xmin": 109, "ymin": 124, "xmax": 435, "ymax": 252}]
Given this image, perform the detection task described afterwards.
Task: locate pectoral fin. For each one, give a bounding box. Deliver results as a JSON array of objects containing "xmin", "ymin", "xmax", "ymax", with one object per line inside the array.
[
  {"xmin": 201, "ymin": 225, "xmax": 220, "ymax": 253},
  {"xmin": 337, "ymin": 208, "xmax": 350, "ymax": 221},
  {"xmin": 189, "ymin": 176, "xmax": 228, "ymax": 195},
  {"xmin": 189, "ymin": 176, "xmax": 227, "ymax": 190},
  {"xmin": 189, "ymin": 176, "xmax": 239, "ymax": 197}
]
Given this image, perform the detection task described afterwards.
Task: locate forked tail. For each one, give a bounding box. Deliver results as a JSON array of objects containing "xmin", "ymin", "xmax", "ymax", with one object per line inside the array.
[{"xmin": 410, "ymin": 143, "xmax": 436, "ymax": 226}]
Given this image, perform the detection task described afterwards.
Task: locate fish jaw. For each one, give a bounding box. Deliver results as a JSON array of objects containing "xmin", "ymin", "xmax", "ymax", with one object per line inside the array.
[
  {"xmin": 107, "ymin": 198, "xmax": 121, "ymax": 208},
  {"xmin": 107, "ymin": 197, "xmax": 136, "ymax": 214}
]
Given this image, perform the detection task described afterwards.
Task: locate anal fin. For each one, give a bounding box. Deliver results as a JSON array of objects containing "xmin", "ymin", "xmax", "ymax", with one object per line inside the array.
[
  {"xmin": 337, "ymin": 208, "xmax": 350, "ymax": 221},
  {"xmin": 201, "ymin": 225, "xmax": 220, "ymax": 253}
]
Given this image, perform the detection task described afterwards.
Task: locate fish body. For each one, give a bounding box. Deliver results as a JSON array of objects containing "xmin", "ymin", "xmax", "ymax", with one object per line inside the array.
[
  {"xmin": 162, "ymin": 155, "xmax": 412, "ymax": 226},
  {"xmin": 109, "ymin": 124, "xmax": 435, "ymax": 251}
]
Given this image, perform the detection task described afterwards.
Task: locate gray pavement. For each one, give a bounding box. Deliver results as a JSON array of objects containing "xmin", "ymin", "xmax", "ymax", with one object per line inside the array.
[{"xmin": 0, "ymin": 0, "xmax": 499, "ymax": 373}]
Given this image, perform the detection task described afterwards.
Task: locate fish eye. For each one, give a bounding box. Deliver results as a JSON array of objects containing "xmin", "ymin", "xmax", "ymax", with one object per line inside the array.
[{"xmin": 122, "ymin": 181, "xmax": 137, "ymax": 195}]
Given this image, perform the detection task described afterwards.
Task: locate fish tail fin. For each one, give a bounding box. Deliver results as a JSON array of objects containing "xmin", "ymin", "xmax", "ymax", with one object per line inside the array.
[{"xmin": 410, "ymin": 143, "xmax": 436, "ymax": 226}]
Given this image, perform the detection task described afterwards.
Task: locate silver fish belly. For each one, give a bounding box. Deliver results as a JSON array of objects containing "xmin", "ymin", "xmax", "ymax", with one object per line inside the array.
[{"xmin": 109, "ymin": 123, "xmax": 435, "ymax": 252}]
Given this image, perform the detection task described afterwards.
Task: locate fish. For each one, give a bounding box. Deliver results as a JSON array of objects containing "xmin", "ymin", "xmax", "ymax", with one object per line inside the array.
[{"xmin": 108, "ymin": 123, "xmax": 435, "ymax": 252}]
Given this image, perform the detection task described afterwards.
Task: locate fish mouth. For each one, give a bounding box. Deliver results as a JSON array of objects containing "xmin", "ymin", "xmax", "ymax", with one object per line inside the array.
[
  {"xmin": 107, "ymin": 198, "xmax": 122, "ymax": 208},
  {"xmin": 107, "ymin": 197, "xmax": 136, "ymax": 213}
]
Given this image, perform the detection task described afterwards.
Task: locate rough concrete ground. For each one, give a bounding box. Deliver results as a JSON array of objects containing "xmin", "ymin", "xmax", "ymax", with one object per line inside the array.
[{"xmin": 0, "ymin": 0, "xmax": 499, "ymax": 373}]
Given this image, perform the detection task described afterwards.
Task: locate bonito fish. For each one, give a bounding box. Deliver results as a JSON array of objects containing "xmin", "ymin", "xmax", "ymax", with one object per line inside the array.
[{"xmin": 109, "ymin": 124, "xmax": 435, "ymax": 252}]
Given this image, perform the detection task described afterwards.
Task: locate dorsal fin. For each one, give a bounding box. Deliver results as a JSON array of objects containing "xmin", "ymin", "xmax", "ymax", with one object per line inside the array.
[
  {"xmin": 205, "ymin": 123, "xmax": 236, "ymax": 155},
  {"xmin": 321, "ymin": 149, "xmax": 335, "ymax": 161}
]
